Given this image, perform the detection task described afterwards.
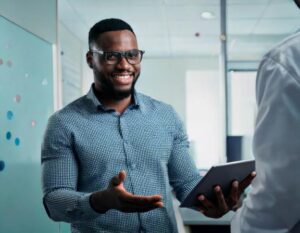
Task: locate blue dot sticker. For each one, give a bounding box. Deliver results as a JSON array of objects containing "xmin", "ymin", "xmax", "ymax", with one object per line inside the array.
[
  {"xmin": 0, "ymin": 161, "xmax": 5, "ymax": 171},
  {"xmin": 6, "ymin": 131, "xmax": 11, "ymax": 140},
  {"xmin": 7, "ymin": 111, "xmax": 13, "ymax": 120},
  {"xmin": 15, "ymin": 138, "xmax": 20, "ymax": 146}
]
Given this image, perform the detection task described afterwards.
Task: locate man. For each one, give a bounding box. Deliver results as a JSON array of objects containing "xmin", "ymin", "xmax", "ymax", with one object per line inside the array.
[
  {"xmin": 42, "ymin": 18, "xmax": 253, "ymax": 233},
  {"xmin": 231, "ymin": 1, "xmax": 300, "ymax": 232}
]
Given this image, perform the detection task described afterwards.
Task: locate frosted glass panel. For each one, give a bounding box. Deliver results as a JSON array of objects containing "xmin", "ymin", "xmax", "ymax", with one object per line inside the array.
[{"xmin": 0, "ymin": 16, "xmax": 58, "ymax": 233}]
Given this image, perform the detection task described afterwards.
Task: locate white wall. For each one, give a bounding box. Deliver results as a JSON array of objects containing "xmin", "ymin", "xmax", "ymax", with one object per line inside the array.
[
  {"xmin": 186, "ymin": 70, "xmax": 225, "ymax": 168},
  {"xmin": 0, "ymin": 0, "xmax": 57, "ymax": 44},
  {"xmin": 228, "ymin": 71, "xmax": 257, "ymax": 136},
  {"xmin": 137, "ymin": 57, "xmax": 219, "ymax": 123},
  {"xmin": 228, "ymin": 71, "xmax": 257, "ymax": 161}
]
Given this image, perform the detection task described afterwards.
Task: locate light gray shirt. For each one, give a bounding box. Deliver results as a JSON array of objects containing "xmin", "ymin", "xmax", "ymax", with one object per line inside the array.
[{"xmin": 231, "ymin": 31, "xmax": 300, "ymax": 233}]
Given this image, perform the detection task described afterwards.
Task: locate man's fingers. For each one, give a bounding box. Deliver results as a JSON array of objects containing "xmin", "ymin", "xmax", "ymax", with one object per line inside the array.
[
  {"xmin": 121, "ymin": 193, "xmax": 163, "ymax": 206},
  {"xmin": 229, "ymin": 180, "xmax": 239, "ymax": 205},
  {"xmin": 121, "ymin": 201, "xmax": 163, "ymax": 213},
  {"xmin": 214, "ymin": 186, "xmax": 229, "ymax": 213},
  {"xmin": 119, "ymin": 194, "xmax": 164, "ymax": 212},
  {"xmin": 197, "ymin": 195, "xmax": 215, "ymax": 209},
  {"xmin": 239, "ymin": 171, "xmax": 256, "ymax": 192},
  {"xmin": 126, "ymin": 200, "xmax": 163, "ymax": 209}
]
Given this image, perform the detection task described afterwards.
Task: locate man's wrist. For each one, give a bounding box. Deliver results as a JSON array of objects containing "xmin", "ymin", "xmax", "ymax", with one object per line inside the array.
[{"xmin": 89, "ymin": 192, "xmax": 109, "ymax": 214}]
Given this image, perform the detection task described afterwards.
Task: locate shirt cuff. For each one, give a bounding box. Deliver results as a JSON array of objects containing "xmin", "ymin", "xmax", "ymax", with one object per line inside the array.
[{"xmin": 78, "ymin": 193, "xmax": 101, "ymax": 219}]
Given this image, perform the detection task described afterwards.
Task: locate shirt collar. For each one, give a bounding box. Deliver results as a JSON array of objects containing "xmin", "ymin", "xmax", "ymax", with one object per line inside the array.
[
  {"xmin": 86, "ymin": 84, "xmax": 142, "ymax": 111},
  {"xmin": 86, "ymin": 85, "xmax": 102, "ymax": 108}
]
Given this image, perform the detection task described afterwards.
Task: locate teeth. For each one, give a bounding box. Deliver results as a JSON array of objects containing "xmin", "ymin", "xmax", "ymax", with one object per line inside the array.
[{"xmin": 113, "ymin": 74, "xmax": 131, "ymax": 79}]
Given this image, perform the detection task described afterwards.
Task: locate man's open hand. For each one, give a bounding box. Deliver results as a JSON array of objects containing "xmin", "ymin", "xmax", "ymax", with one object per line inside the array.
[
  {"xmin": 90, "ymin": 170, "xmax": 163, "ymax": 213},
  {"xmin": 196, "ymin": 171, "xmax": 256, "ymax": 218}
]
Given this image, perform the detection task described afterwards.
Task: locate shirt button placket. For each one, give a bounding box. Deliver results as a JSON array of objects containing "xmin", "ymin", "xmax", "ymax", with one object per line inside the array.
[
  {"xmin": 119, "ymin": 116, "xmax": 132, "ymax": 170},
  {"xmin": 130, "ymin": 163, "xmax": 136, "ymax": 170}
]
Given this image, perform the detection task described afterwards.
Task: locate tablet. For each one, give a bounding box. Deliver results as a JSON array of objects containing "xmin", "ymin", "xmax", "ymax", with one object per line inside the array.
[{"xmin": 180, "ymin": 159, "xmax": 255, "ymax": 208}]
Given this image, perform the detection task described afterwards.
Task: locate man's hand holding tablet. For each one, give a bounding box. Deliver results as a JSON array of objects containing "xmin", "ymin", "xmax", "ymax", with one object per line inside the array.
[{"xmin": 180, "ymin": 160, "xmax": 256, "ymax": 218}]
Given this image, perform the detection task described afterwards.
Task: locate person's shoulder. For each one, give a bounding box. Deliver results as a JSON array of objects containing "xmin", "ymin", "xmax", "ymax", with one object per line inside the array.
[
  {"xmin": 136, "ymin": 92, "xmax": 174, "ymax": 112},
  {"xmin": 136, "ymin": 93, "xmax": 184, "ymax": 129},
  {"xmin": 136, "ymin": 92, "xmax": 182, "ymax": 125},
  {"xmin": 264, "ymin": 31, "xmax": 300, "ymax": 63},
  {"xmin": 49, "ymin": 95, "xmax": 90, "ymax": 123},
  {"xmin": 262, "ymin": 31, "xmax": 300, "ymax": 78}
]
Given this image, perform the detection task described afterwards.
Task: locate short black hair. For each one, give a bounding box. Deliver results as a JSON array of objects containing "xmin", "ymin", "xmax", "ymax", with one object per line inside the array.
[
  {"xmin": 88, "ymin": 18, "xmax": 135, "ymax": 49},
  {"xmin": 294, "ymin": 0, "xmax": 300, "ymax": 9}
]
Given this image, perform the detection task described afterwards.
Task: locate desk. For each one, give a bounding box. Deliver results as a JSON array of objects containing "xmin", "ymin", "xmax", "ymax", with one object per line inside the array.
[{"xmin": 179, "ymin": 208, "xmax": 235, "ymax": 233}]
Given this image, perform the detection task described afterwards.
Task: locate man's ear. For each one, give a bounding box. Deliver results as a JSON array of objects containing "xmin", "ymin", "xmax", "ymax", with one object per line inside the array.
[{"xmin": 86, "ymin": 51, "xmax": 93, "ymax": 69}]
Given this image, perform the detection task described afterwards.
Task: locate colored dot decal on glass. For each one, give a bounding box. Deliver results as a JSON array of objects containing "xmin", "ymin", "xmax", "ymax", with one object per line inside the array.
[
  {"xmin": 7, "ymin": 60, "xmax": 12, "ymax": 67},
  {"xmin": 14, "ymin": 94, "xmax": 21, "ymax": 103},
  {"xmin": 0, "ymin": 161, "xmax": 5, "ymax": 171},
  {"xmin": 15, "ymin": 138, "xmax": 20, "ymax": 146},
  {"xmin": 31, "ymin": 120, "xmax": 37, "ymax": 127},
  {"xmin": 42, "ymin": 78, "xmax": 48, "ymax": 86},
  {"xmin": 25, "ymin": 73, "xmax": 29, "ymax": 78},
  {"xmin": 0, "ymin": 58, "xmax": 3, "ymax": 65},
  {"xmin": 7, "ymin": 111, "xmax": 13, "ymax": 120},
  {"xmin": 6, "ymin": 131, "xmax": 12, "ymax": 140}
]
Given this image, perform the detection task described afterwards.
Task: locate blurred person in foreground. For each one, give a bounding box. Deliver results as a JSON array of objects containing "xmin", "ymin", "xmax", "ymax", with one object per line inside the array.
[{"xmin": 231, "ymin": 1, "xmax": 300, "ymax": 232}]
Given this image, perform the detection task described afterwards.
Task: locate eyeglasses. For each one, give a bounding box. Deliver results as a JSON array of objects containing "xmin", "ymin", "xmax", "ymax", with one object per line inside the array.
[{"xmin": 90, "ymin": 49, "xmax": 145, "ymax": 65}]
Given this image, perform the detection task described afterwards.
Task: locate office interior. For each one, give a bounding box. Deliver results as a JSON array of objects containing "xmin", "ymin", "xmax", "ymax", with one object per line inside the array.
[{"xmin": 0, "ymin": 0, "xmax": 299, "ymax": 232}]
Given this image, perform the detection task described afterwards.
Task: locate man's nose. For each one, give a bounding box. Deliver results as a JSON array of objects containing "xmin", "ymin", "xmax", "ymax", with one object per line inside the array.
[{"xmin": 116, "ymin": 56, "xmax": 131, "ymax": 69}]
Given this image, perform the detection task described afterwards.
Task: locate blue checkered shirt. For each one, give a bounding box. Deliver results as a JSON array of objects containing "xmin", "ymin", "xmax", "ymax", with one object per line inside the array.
[{"xmin": 42, "ymin": 86, "xmax": 200, "ymax": 233}]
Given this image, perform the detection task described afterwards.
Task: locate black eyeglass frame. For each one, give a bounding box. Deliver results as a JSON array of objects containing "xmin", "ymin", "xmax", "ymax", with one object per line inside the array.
[{"xmin": 90, "ymin": 49, "xmax": 145, "ymax": 65}]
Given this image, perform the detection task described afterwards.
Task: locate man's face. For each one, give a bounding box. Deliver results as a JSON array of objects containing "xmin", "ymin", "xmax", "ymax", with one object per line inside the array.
[{"xmin": 87, "ymin": 30, "xmax": 141, "ymax": 100}]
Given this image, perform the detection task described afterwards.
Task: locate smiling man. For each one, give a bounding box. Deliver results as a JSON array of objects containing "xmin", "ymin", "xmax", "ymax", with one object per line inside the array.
[
  {"xmin": 42, "ymin": 18, "xmax": 254, "ymax": 233},
  {"xmin": 88, "ymin": 28, "xmax": 141, "ymax": 110}
]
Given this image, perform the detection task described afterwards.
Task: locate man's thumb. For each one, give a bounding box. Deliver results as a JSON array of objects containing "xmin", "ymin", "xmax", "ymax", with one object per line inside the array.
[
  {"xmin": 111, "ymin": 170, "xmax": 126, "ymax": 186},
  {"xmin": 118, "ymin": 170, "xmax": 126, "ymax": 183}
]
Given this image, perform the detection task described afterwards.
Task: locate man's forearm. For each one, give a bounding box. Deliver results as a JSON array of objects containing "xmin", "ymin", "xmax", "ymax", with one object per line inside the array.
[{"xmin": 43, "ymin": 189, "xmax": 99, "ymax": 223}]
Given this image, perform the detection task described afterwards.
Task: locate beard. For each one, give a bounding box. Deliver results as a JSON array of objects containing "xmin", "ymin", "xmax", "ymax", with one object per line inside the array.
[{"xmin": 95, "ymin": 72, "xmax": 140, "ymax": 101}]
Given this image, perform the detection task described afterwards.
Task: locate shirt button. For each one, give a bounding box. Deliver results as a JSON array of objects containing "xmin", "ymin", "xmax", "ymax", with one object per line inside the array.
[{"xmin": 130, "ymin": 163, "xmax": 136, "ymax": 170}]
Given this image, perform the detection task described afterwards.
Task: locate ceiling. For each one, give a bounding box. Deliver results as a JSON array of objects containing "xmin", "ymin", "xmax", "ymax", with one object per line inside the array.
[{"xmin": 59, "ymin": 0, "xmax": 300, "ymax": 60}]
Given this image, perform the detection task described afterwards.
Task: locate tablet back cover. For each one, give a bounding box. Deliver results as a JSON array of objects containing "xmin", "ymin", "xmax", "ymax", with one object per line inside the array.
[{"xmin": 180, "ymin": 160, "xmax": 255, "ymax": 208}]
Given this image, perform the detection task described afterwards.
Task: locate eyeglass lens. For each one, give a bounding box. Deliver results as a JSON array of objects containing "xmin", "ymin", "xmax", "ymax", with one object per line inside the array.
[{"xmin": 104, "ymin": 49, "xmax": 143, "ymax": 65}]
